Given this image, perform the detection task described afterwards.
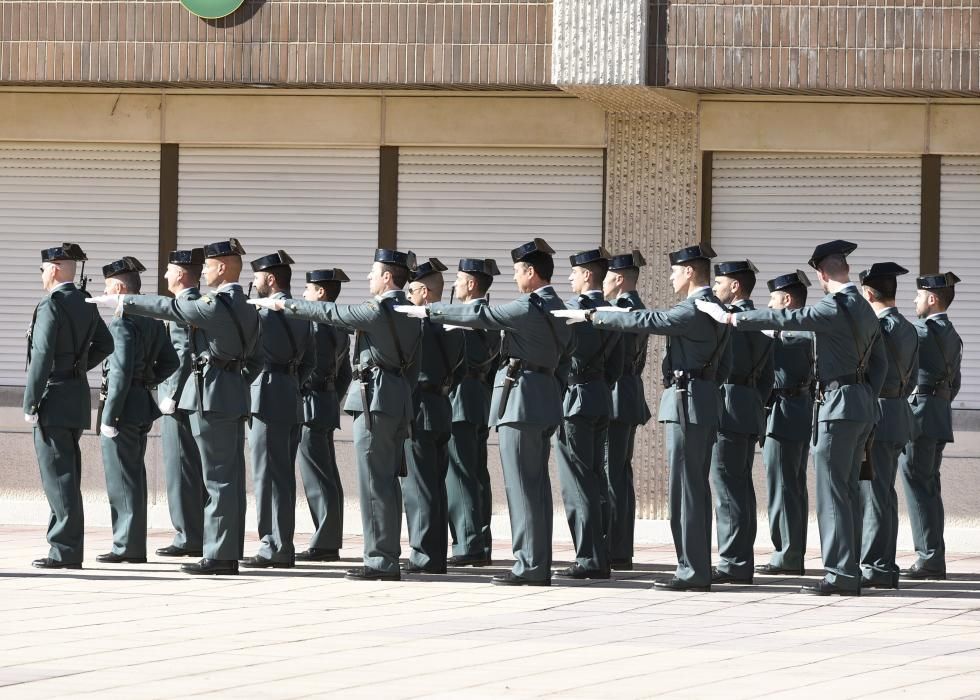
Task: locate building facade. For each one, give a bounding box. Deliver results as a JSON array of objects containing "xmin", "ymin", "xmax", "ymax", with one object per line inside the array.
[{"xmin": 2, "ymin": 0, "xmax": 979, "ymax": 518}]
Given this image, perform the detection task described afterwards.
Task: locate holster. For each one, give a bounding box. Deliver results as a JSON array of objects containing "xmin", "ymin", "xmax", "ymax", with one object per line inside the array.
[
  {"xmin": 859, "ymin": 428, "xmax": 875, "ymax": 481},
  {"xmin": 672, "ymin": 370, "xmax": 690, "ymax": 432},
  {"xmin": 497, "ymin": 358, "xmax": 521, "ymax": 420},
  {"xmin": 357, "ymin": 369, "xmax": 373, "ymax": 431}
]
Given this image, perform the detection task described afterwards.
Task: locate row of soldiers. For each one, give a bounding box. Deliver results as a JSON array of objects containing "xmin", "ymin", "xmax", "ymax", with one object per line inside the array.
[{"xmin": 25, "ymin": 236, "xmax": 961, "ymax": 594}]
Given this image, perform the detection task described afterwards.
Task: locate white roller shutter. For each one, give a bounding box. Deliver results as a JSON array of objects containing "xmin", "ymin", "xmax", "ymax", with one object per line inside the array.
[
  {"xmin": 940, "ymin": 157, "xmax": 980, "ymax": 409},
  {"xmin": 711, "ymin": 153, "xmax": 921, "ymax": 320},
  {"xmin": 0, "ymin": 143, "xmax": 160, "ymax": 387},
  {"xmin": 177, "ymin": 148, "xmax": 379, "ymax": 302},
  {"xmin": 398, "ymin": 148, "xmax": 604, "ymax": 297}
]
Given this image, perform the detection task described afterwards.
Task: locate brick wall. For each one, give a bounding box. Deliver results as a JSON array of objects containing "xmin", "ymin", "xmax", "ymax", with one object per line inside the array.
[
  {"xmin": 652, "ymin": 1, "xmax": 980, "ymax": 95},
  {"xmin": 0, "ymin": 0, "xmax": 552, "ymax": 86}
]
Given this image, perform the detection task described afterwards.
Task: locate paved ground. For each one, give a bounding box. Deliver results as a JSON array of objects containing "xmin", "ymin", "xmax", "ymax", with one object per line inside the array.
[{"xmin": 4, "ymin": 527, "xmax": 980, "ymax": 699}]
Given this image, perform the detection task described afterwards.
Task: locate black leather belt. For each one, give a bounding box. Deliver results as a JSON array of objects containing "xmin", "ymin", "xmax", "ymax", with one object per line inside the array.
[
  {"xmin": 567, "ymin": 371, "xmax": 603, "ymax": 385},
  {"xmin": 263, "ymin": 362, "xmax": 297, "ymax": 375},
  {"xmin": 663, "ymin": 368, "xmax": 712, "ymax": 388},
  {"xmin": 355, "ymin": 364, "xmax": 402, "ymax": 377},
  {"xmin": 308, "ymin": 378, "xmax": 335, "ymax": 392},
  {"xmin": 49, "ymin": 369, "xmax": 83, "ymax": 381},
  {"xmin": 208, "ymin": 357, "xmax": 244, "ymax": 372},
  {"xmin": 879, "ymin": 387, "xmax": 903, "ymax": 399},
  {"xmin": 914, "ymin": 384, "xmax": 952, "ymax": 401},
  {"xmin": 726, "ymin": 373, "xmax": 756, "ymax": 387},
  {"xmin": 772, "ymin": 386, "xmax": 809, "ymax": 398},
  {"xmin": 502, "ymin": 358, "xmax": 554, "ymax": 375},
  {"xmin": 819, "ymin": 373, "xmax": 861, "ymax": 392},
  {"xmin": 418, "ymin": 381, "xmax": 451, "ymax": 396}
]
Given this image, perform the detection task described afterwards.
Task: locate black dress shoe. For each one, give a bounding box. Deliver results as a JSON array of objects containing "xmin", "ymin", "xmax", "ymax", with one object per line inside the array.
[
  {"xmin": 653, "ymin": 576, "xmax": 710, "ymax": 592},
  {"xmin": 862, "ymin": 575, "xmax": 900, "ymax": 590},
  {"xmin": 554, "ymin": 565, "xmax": 610, "ymax": 580},
  {"xmin": 295, "ymin": 548, "xmax": 340, "ymax": 562},
  {"xmin": 32, "ymin": 557, "xmax": 81, "ymax": 570},
  {"xmin": 755, "ymin": 563, "xmax": 805, "ymax": 576},
  {"xmin": 711, "ymin": 567, "xmax": 753, "ymax": 585},
  {"xmin": 240, "ymin": 555, "xmax": 294, "ymax": 569},
  {"xmin": 491, "ymin": 572, "xmax": 551, "ymax": 586},
  {"xmin": 96, "ymin": 552, "xmax": 147, "ymax": 564},
  {"xmin": 345, "ymin": 566, "xmax": 400, "ymax": 581},
  {"xmin": 610, "ymin": 558, "xmax": 633, "ymax": 571},
  {"xmin": 800, "ymin": 580, "xmax": 860, "ymax": 596},
  {"xmin": 156, "ymin": 545, "xmax": 203, "ymax": 557},
  {"xmin": 181, "ymin": 558, "xmax": 239, "ymax": 575},
  {"xmin": 401, "ymin": 562, "xmax": 447, "ymax": 574},
  {"xmin": 901, "ymin": 565, "xmax": 946, "ymax": 581},
  {"xmin": 447, "ymin": 554, "xmax": 492, "ymax": 567}
]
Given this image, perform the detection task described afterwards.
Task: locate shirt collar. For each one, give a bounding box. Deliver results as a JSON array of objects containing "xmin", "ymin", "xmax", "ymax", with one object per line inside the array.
[
  {"xmin": 927, "ymin": 312, "xmax": 948, "ymax": 321},
  {"xmin": 687, "ymin": 285, "xmax": 711, "ymax": 298},
  {"xmin": 533, "ymin": 285, "xmax": 554, "ymax": 295},
  {"xmin": 49, "ymin": 281, "xmax": 74, "ymax": 294},
  {"xmin": 177, "ymin": 287, "xmax": 197, "ymax": 299},
  {"xmin": 215, "ymin": 282, "xmax": 242, "ymax": 294},
  {"xmin": 375, "ymin": 289, "xmax": 401, "ymax": 302},
  {"xmin": 877, "ymin": 306, "xmax": 897, "ymax": 319},
  {"xmin": 465, "ymin": 297, "xmax": 487, "ymax": 305},
  {"xmin": 838, "ymin": 282, "xmax": 858, "ymax": 292}
]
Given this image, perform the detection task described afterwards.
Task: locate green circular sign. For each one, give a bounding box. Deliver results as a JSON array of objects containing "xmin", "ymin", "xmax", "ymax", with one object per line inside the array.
[{"xmin": 179, "ymin": 0, "xmax": 246, "ymax": 19}]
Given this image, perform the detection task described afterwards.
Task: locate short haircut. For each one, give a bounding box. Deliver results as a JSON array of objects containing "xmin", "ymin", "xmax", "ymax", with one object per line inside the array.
[
  {"xmin": 783, "ymin": 283, "xmax": 808, "ymax": 307},
  {"xmin": 617, "ymin": 267, "xmax": 639, "ymax": 284},
  {"xmin": 817, "ymin": 254, "xmax": 849, "ymax": 277},
  {"xmin": 264, "ymin": 264, "xmax": 292, "ymax": 289},
  {"xmin": 579, "ymin": 259, "xmax": 609, "ymax": 284},
  {"xmin": 863, "ymin": 277, "xmax": 897, "ymax": 301},
  {"xmin": 380, "ymin": 262, "xmax": 409, "ymax": 288},
  {"xmin": 466, "ymin": 271, "xmax": 493, "ymax": 297},
  {"xmin": 114, "ymin": 271, "xmax": 141, "ymax": 293},
  {"xmin": 312, "ymin": 280, "xmax": 341, "ymax": 302},
  {"xmin": 727, "ymin": 271, "xmax": 756, "ymax": 296},
  {"xmin": 522, "ymin": 251, "xmax": 554, "ymax": 282},
  {"xmin": 683, "ymin": 258, "xmax": 710, "ymax": 283},
  {"xmin": 933, "ymin": 286, "xmax": 955, "ymax": 308},
  {"xmin": 179, "ymin": 264, "xmax": 203, "ymax": 283}
]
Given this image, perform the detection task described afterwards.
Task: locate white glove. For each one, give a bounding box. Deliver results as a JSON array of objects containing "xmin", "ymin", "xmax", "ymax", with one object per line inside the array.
[
  {"xmin": 603, "ymin": 305, "xmax": 632, "ymax": 313},
  {"xmin": 24, "ymin": 413, "xmax": 38, "ymax": 425},
  {"xmin": 443, "ymin": 324, "xmax": 471, "ymax": 332},
  {"xmin": 86, "ymin": 294, "xmax": 121, "ymax": 308},
  {"xmin": 762, "ymin": 329, "xmax": 776, "ymax": 338},
  {"xmin": 100, "ymin": 424, "xmax": 119, "ymax": 438},
  {"xmin": 551, "ymin": 309, "xmax": 589, "ymax": 325},
  {"xmin": 158, "ymin": 397, "xmax": 177, "ymax": 415},
  {"xmin": 247, "ymin": 298, "xmax": 285, "ymax": 311},
  {"xmin": 392, "ymin": 304, "xmax": 428, "ymax": 318},
  {"xmin": 694, "ymin": 299, "xmax": 731, "ymax": 324}
]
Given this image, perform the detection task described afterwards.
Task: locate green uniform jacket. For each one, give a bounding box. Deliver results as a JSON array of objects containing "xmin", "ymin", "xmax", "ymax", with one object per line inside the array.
[
  {"xmin": 560, "ymin": 292, "xmax": 614, "ymax": 418},
  {"xmin": 158, "ymin": 288, "xmax": 201, "ymax": 408},
  {"xmin": 593, "ymin": 287, "xmax": 732, "ymax": 426},
  {"xmin": 302, "ymin": 322, "xmax": 352, "ymax": 431},
  {"xmin": 608, "ymin": 291, "xmax": 652, "ymax": 426},
  {"xmin": 875, "ymin": 308, "xmax": 919, "ymax": 445},
  {"xmin": 122, "ymin": 285, "xmax": 261, "ymax": 418},
  {"xmin": 24, "ymin": 282, "xmax": 114, "ymax": 428},
  {"xmin": 719, "ymin": 298, "xmax": 774, "ymax": 436},
  {"xmin": 735, "ymin": 285, "xmax": 887, "ymax": 423},
  {"xmin": 449, "ymin": 299, "xmax": 501, "ymax": 426},
  {"xmin": 909, "ymin": 313, "xmax": 962, "ymax": 442},
  {"xmin": 102, "ymin": 314, "xmax": 179, "ymax": 428},
  {"xmin": 766, "ymin": 330, "xmax": 815, "ymax": 442},
  {"xmin": 414, "ymin": 319, "xmax": 464, "ymax": 433},
  {"xmin": 429, "ymin": 286, "xmax": 572, "ymax": 427},
  {"xmin": 283, "ymin": 291, "xmax": 421, "ymax": 422},
  {"xmin": 249, "ymin": 291, "xmax": 315, "ymax": 424}
]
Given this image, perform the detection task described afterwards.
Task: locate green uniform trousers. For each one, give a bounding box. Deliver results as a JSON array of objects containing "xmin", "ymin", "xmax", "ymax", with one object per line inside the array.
[
  {"xmin": 191, "ymin": 411, "xmax": 247, "ymax": 561},
  {"xmin": 353, "ymin": 410, "xmax": 406, "ymax": 574},
  {"xmin": 812, "ymin": 419, "xmax": 872, "ymax": 590},
  {"xmin": 35, "ymin": 426, "xmax": 85, "ymax": 564},
  {"xmin": 161, "ymin": 411, "xmax": 205, "ymax": 551},
  {"xmin": 100, "ymin": 423, "xmax": 150, "ymax": 557},
  {"xmin": 446, "ymin": 420, "xmax": 492, "ymax": 559},
  {"xmin": 710, "ymin": 430, "xmax": 758, "ymax": 578},
  {"xmin": 555, "ymin": 415, "xmax": 609, "ymax": 572},
  {"xmin": 762, "ymin": 436, "xmax": 809, "ymax": 571},
  {"xmin": 605, "ymin": 420, "xmax": 637, "ymax": 562},
  {"xmin": 403, "ymin": 428, "xmax": 451, "ymax": 569},
  {"xmin": 665, "ymin": 422, "xmax": 715, "ymax": 586},
  {"xmin": 297, "ymin": 424, "xmax": 344, "ymax": 551},
  {"xmin": 900, "ymin": 436, "xmax": 948, "ymax": 573},
  {"xmin": 497, "ymin": 423, "xmax": 555, "ymax": 581},
  {"xmin": 860, "ymin": 438, "xmax": 903, "ymax": 582},
  {"xmin": 250, "ymin": 418, "xmax": 300, "ymax": 563}
]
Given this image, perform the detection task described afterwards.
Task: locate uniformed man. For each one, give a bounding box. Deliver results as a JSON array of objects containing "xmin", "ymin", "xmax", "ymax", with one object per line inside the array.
[
  {"xmin": 899, "ymin": 271, "xmax": 963, "ymax": 581},
  {"xmin": 241, "ymin": 250, "xmax": 314, "ymax": 569},
  {"xmin": 445, "ymin": 258, "xmax": 501, "ymax": 567},
  {"xmin": 858, "ymin": 262, "xmax": 919, "ymax": 590},
  {"xmin": 559, "ymin": 244, "xmax": 730, "ymax": 591},
  {"xmin": 27, "ymin": 243, "xmax": 113, "ymax": 569},
  {"xmin": 756, "ymin": 270, "xmax": 815, "ymax": 577},
  {"xmin": 249, "ymin": 249, "xmax": 421, "ymax": 581},
  {"xmin": 156, "ymin": 248, "xmax": 207, "ymax": 558},
  {"xmin": 554, "ymin": 247, "xmax": 617, "ymax": 580},
  {"xmin": 89, "ymin": 238, "xmax": 261, "ymax": 576},
  {"xmin": 96, "ymin": 256, "xmax": 179, "ymax": 564},
  {"xmin": 710, "ymin": 260, "xmax": 774, "ymax": 585},
  {"xmin": 601, "ymin": 250, "xmax": 651, "ymax": 571},
  {"xmin": 296, "ymin": 268, "xmax": 353, "ymax": 562},
  {"xmin": 697, "ymin": 240, "xmax": 887, "ymax": 596},
  {"xmin": 402, "ymin": 258, "xmax": 464, "ymax": 574},
  {"xmin": 397, "ymin": 238, "xmax": 572, "ymax": 586}
]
